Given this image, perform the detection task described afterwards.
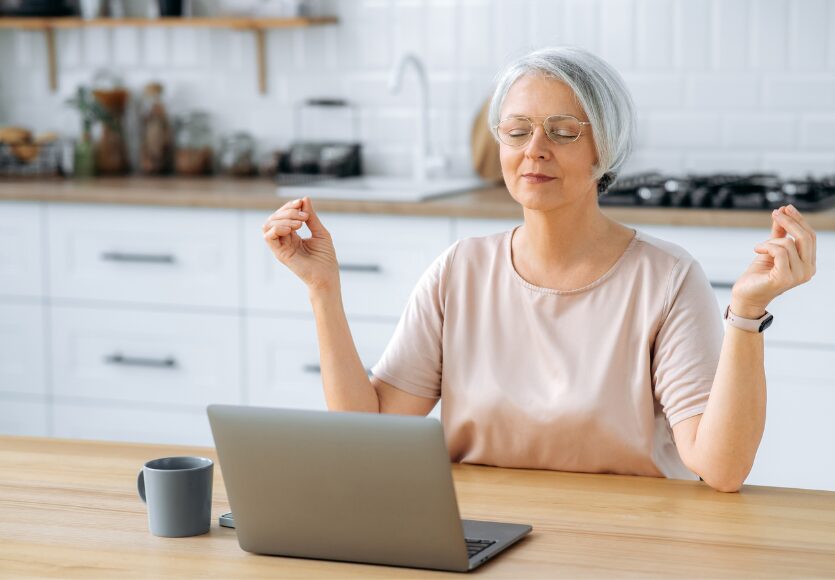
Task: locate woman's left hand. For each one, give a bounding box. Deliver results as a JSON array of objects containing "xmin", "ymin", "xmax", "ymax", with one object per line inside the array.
[{"xmin": 730, "ymin": 204, "xmax": 817, "ymax": 317}]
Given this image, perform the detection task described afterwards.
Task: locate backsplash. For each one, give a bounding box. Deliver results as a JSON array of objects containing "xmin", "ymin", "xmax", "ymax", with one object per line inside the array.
[{"xmin": 1, "ymin": 0, "xmax": 834, "ymax": 178}]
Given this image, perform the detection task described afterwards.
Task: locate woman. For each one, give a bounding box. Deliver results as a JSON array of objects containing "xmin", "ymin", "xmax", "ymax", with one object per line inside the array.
[{"xmin": 262, "ymin": 47, "xmax": 817, "ymax": 493}]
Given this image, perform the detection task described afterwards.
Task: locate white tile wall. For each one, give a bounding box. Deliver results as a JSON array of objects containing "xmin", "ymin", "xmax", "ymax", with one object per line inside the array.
[{"xmin": 1, "ymin": 0, "xmax": 833, "ymax": 178}]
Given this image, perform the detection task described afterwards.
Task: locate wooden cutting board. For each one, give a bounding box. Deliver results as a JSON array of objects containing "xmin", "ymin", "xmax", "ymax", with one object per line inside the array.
[{"xmin": 470, "ymin": 97, "xmax": 504, "ymax": 184}]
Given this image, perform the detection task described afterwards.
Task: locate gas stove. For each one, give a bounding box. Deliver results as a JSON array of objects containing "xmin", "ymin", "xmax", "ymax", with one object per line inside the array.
[{"xmin": 601, "ymin": 173, "xmax": 835, "ymax": 211}]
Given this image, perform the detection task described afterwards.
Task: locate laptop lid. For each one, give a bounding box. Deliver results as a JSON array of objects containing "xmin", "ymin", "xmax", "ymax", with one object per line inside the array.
[{"xmin": 207, "ymin": 404, "xmax": 472, "ymax": 572}]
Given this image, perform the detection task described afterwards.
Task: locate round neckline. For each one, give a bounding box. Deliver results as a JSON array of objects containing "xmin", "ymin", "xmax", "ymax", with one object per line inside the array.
[{"xmin": 506, "ymin": 225, "xmax": 640, "ymax": 295}]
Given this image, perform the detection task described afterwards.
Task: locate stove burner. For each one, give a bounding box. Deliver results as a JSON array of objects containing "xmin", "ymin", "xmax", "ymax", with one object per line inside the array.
[{"xmin": 600, "ymin": 172, "xmax": 835, "ymax": 211}]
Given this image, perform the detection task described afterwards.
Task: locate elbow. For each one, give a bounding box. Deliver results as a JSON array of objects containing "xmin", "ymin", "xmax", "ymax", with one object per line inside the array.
[
  {"xmin": 704, "ymin": 477, "xmax": 744, "ymax": 493},
  {"xmin": 698, "ymin": 465, "xmax": 749, "ymax": 493}
]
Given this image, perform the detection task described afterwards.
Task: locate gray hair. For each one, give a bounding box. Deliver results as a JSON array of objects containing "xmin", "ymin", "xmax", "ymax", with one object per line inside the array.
[{"xmin": 488, "ymin": 46, "xmax": 636, "ymax": 193}]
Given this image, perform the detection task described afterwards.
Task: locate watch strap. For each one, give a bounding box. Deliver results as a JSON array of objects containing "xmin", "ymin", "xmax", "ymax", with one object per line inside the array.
[{"xmin": 724, "ymin": 305, "xmax": 773, "ymax": 333}]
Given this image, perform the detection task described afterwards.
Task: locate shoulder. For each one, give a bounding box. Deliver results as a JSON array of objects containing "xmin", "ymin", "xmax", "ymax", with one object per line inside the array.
[
  {"xmin": 631, "ymin": 229, "xmax": 703, "ymax": 284},
  {"xmin": 450, "ymin": 229, "xmax": 510, "ymax": 264}
]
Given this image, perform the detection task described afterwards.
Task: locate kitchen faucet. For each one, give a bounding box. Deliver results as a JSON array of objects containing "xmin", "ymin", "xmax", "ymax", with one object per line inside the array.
[{"xmin": 388, "ymin": 53, "xmax": 446, "ymax": 181}]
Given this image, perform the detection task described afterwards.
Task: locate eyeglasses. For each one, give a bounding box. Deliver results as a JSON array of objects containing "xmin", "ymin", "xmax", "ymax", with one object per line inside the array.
[{"xmin": 493, "ymin": 114, "xmax": 591, "ymax": 147}]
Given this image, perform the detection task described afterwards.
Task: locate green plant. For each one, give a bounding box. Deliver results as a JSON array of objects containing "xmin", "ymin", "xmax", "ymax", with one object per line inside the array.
[{"xmin": 65, "ymin": 86, "xmax": 117, "ymax": 136}]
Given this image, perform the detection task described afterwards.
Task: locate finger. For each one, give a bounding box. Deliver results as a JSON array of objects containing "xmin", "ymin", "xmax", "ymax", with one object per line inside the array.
[
  {"xmin": 263, "ymin": 224, "xmax": 291, "ymax": 240},
  {"xmin": 773, "ymin": 208, "xmax": 814, "ymax": 265},
  {"xmin": 300, "ymin": 197, "xmax": 329, "ymax": 237},
  {"xmin": 268, "ymin": 199, "xmax": 304, "ymax": 221},
  {"xmin": 755, "ymin": 240, "xmax": 793, "ymax": 281},
  {"xmin": 263, "ymin": 219, "xmax": 304, "ymax": 239},
  {"xmin": 770, "ymin": 207, "xmax": 787, "ymax": 239},
  {"xmin": 263, "ymin": 207, "xmax": 309, "ymax": 229},
  {"xmin": 783, "ymin": 204, "xmax": 817, "ymax": 267},
  {"xmin": 764, "ymin": 237, "xmax": 804, "ymax": 280}
]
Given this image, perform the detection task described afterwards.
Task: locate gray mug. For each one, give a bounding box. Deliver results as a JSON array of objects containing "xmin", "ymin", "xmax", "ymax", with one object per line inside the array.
[{"xmin": 137, "ymin": 456, "xmax": 213, "ymax": 537}]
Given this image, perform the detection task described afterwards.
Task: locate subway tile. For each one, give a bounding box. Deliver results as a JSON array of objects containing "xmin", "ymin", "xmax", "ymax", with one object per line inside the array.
[
  {"xmin": 529, "ymin": 0, "xmax": 566, "ymax": 52},
  {"xmin": 675, "ymin": 0, "xmax": 711, "ymax": 70},
  {"xmin": 57, "ymin": 30, "xmax": 83, "ymax": 69},
  {"xmin": 564, "ymin": 0, "xmax": 599, "ymax": 53},
  {"xmin": 393, "ymin": 0, "xmax": 426, "ymax": 60},
  {"xmin": 82, "ymin": 28, "xmax": 110, "ymax": 67},
  {"xmin": 459, "ymin": 0, "xmax": 493, "ymax": 71},
  {"xmin": 358, "ymin": 0, "xmax": 393, "ymax": 70},
  {"xmin": 645, "ymin": 113, "xmax": 718, "ymax": 147},
  {"xmin": 750, "ymin": 0, "xmax": 788, "ymax": 70},
  {"xmin": 764, "ymin": 76, "xmax": 835, "ymax": 110},
  {"xmin": 713, "ymin": 0, "xmax": 749, "ymax": 71},
  {"xmin": 684, "ymin": 152, "xmax": 761, "ymax": 173},
  {"xmin": 800, "ymin": 115, "xmax": 835, "ymax": 149},
  {"xmin": 600, "ymin": 0, "xmax": 635, "ymax": 70},
  {"xmin": 619, "ymin": 150, "xmax": 685, "ymax": 174},
  {"xmin": 143, "ymin": 28, "xmax": 168, "ymax": 67},
  {"xmin": 493, "ymin": 0, "xmax": 531, "ymax": 68},
  {"xmin": 425, "ymin": 0, "xmax": 458, "ymax": 72},
  {"xmin": 723, "ymin": 114, "xmax": 797, "ymax": 148},
  {"xmin": 113, "ymin": 27, "xmax": 140, "ymax": 67},
  {"xmin": 761, "ymin": 151, "xmax": 835, "ymax": 177},
  {"xmin": 622, "ymin": 74, "xmax": 685, "ymax": 109},
  {"xmin": 301, "ymin": 25, "xmax": 335, "ymax": 70},
  {"xmin": 170, "ymin": 28, "xmax": 200, "ymax": 68},
  {"xmin": 686, "ymin": 75, "xmax": 760, "ymax": 110},
  {"xmin": 13, "ymin": 31, "xmax": 35, "ymax": 68},
  {"xmin": 636, "ymin": 0, "xmax": 675, "ymax": 69},
  {"xmin": 788, "ymin": 0, "xmax": 828, "ymax": 71}
]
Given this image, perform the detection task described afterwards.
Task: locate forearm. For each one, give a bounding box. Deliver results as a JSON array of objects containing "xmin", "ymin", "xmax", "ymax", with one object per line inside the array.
[
  {"xmin": 309, "ymin": 286, "xmax": 380, "ymax": 413},
  {"xmin": 694, "ymin": 303, "xmax": 767, "ymax": 490}
]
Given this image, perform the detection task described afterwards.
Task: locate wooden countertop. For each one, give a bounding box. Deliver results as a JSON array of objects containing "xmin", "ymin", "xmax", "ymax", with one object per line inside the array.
[
  {"xmin": 2, "ymin": 177, "xmax": 835, "ymax": 230},
  {"xmin": 2, "ymin": 436, "xmax": 835, "ymax": 578}
]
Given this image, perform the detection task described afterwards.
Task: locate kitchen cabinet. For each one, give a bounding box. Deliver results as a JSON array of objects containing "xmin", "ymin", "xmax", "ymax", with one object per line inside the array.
[{"xmin": 0, "ymin": 201, "xmax": 830, "ymax": 488}]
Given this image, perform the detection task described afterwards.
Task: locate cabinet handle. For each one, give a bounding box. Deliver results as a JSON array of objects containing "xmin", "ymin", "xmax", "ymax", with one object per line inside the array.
[
  {"xmin": 101, "ymin": 252, "xmax": 176, "ymax": 264},
  {"xmin": 104, "ymin": 353, "xmax": 178, "ymax": 368},
  {"xmin": 303, "ymin": 364, "xmax": 373, "ymax": 376},
  {"xmin": 338, "ymin": 263, "xmax": 381, "ymax": 273},
  {"xmin": 710, "ymin": 281, "xmax": 735, "ymax": 290}
]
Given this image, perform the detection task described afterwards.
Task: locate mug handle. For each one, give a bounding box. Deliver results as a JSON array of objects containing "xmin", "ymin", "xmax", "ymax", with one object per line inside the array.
[{"xmin": 137, "ymin": 469, "xmax": 146, "ymax": 503}]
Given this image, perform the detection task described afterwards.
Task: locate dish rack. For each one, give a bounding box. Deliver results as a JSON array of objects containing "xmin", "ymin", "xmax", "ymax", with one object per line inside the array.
[{"xmin": 0, "ymin": 142, "xmax": 63, "ymax": 177}]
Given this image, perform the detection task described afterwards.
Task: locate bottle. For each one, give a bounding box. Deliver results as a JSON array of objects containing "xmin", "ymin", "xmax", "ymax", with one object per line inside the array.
[
  {"xmin": 139, "ymin": 83, "xmax": 172, "ymax": 175},
  {"xmin": 174, "ymin": 111, "xmax": 213, "ymax": 176}
]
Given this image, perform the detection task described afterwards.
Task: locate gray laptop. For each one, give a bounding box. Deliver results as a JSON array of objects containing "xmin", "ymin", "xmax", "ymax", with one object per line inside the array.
[{"xmin": 207, "ymin": 404, "xmax": 532, "ymax": 572}]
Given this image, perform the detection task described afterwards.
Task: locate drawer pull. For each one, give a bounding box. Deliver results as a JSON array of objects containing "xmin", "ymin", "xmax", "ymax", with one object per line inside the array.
[
  {"xmin": 104, "ymin": 353, "xmax": 178, "ymax": 368},
  {"xmin": 101, "ymin": 252, "xmax": 176, "ymax": 264},
  {"xmin": 338, "ymin": 263, "xmax": 382, "ymax": 273},
  {"xmin": 303, "ymin": 364, "xmax": 373, "ymax": 376},
  {"xmin": 710, "ymin": 281, "xmax": 735, "ymax": 290}
]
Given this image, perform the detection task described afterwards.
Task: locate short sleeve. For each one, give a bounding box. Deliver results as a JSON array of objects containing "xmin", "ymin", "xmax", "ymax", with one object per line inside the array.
[
  {"xmin": 370, "ymin": 242, "xmax": 459, "ymax": 399},
  {"xmin": 652, "ymin": 257, "xmax": 724, "ymax": 427}
]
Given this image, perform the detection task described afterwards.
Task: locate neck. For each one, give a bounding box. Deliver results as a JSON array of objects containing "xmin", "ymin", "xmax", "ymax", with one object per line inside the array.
[{"xmin": 516, "ymin": 198, "xmax": 616, "ymax": 271}]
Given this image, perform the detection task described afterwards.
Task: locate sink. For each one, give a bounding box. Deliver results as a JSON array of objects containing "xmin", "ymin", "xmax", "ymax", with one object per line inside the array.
[{"xmin": 277, "ymin": 176, "xmax": 490, "ymax": 202}]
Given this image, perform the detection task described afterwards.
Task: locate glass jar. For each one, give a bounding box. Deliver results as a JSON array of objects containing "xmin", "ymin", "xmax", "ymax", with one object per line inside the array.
[
  {"xmin": 174, "ymin": 111, "xmax": 213, "ymax": 176},
  {"xmin": 139, "ymin": 82, "xmax": 172, "ymax": 175},
  {"xmin": 217, "ymin": 132, "xmax": 256, "ymax": 177}
]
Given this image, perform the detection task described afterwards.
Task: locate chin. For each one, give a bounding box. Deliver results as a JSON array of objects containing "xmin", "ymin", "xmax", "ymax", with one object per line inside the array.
[{"xmin": 510, "ymin": 183, "xmax": 565, "ymax": 211}]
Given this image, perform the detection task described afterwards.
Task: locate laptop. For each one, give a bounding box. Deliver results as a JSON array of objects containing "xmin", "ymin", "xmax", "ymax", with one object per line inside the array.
[{"xmin": 207, "ymin": 404, "xmax": 532, "ymax": 572}]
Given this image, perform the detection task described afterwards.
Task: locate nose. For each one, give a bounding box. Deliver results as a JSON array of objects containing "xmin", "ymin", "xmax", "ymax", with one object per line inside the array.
[{"xmin": 523, "ymin": 124, "xmax": 552, "ymax": 160}]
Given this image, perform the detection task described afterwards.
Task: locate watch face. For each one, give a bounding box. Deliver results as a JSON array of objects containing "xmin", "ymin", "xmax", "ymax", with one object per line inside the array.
[{"xmin": 759, "ymin": 315, "xmax": 774, "ymax": 333}]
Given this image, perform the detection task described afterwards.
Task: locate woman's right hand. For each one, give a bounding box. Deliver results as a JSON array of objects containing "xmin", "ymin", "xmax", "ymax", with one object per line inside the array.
[{"xmin": 262, "ymin": 197, "xmax": 339, "ymax": 292}]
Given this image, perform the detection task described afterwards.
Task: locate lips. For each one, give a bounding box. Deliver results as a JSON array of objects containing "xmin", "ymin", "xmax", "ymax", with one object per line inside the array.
[{"xmin": 522, "ymin": 173, "xmax": 555, "ymax": 184}]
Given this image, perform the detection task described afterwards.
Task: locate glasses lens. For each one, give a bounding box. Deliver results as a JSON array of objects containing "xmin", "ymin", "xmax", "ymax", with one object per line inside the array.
[
  {"xmin": 545, "ymin": 116, "xmax": 582, "ymax": 143},
  {"xmin": 496, "ymin": 118, "xmax": 533, "ymax": 147}
]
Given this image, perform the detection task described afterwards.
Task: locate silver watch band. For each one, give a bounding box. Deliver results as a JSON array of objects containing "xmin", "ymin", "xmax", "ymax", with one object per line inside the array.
[{"xmin": 724, "ymin": 305, "xmax": 773, "ymax": 333}]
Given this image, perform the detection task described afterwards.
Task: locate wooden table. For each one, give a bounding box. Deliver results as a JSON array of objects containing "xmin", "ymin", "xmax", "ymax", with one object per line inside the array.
[{"xmin": 2, "ymin": 436, "xmax": 834, "ymax": 578}]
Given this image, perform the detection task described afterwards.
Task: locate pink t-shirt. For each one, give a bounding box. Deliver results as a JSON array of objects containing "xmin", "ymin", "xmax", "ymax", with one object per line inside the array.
[{"xmin": 371, "ymin": 226, "xmax": 724, "ymax": 480}]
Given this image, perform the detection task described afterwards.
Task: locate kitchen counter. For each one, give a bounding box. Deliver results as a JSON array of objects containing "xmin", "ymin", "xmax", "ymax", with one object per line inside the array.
[
  {"xmin": 2, "ymin": 436, "xmax": 835, "ymax": 578},
  {"xmin": 2, "ymin": 177, "xmax": 835, "ymax": 229}
]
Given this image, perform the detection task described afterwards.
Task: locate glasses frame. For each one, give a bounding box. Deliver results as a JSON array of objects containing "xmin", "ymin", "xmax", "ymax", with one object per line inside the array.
[{"xmin": 492, "ymin": 114, "xmax": 592, "ymax": 147}]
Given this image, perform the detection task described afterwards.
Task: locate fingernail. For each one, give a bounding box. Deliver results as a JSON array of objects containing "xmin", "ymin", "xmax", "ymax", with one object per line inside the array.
[
  {"xmin": 298, "ymin": 211, "xmax": 307, "ymax": 218},
  {"xmin": 788, "ymin": 204, "xmax": 798, "ymax": 214}
]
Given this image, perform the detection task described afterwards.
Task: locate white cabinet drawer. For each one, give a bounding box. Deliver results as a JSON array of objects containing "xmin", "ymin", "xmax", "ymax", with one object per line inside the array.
[
  {"xmin": 47, "ymin": 204, "xmax": 240, "ymax": 308},
  {"xmin": 0, "ymin": 202, "xmax": 43, "ymax": 297},
  {"xmin": 53, "ymin": 401, "xmax": 212, "ymax": 446},
  {"xmin": 51, "ymin": 306, "xmax": 241, "ymax": 407},
  {"xmin": 245, "ymin": 314, "xmax": 397, "ymax": 410},
  {"xmin": 0, "ymin": 395, "xmax": 49, "ymax": 436},
  {"xmin": 746, "ymin": 380, "xmax": 835, "ymax": 491},
  {"xmin": 0, "ymin": 301, "xmax": 46, "ymax": 396},
  {"xmin": 453, "ymin": 218, "xmax": 521, "ymax": 240},
  {"xmin": 244, "ymin": 211, "xmax": 452, "ymax": 317}
]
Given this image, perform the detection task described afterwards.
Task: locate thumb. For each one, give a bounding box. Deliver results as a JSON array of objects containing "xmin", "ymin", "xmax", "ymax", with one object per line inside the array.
[
  {"xmin": 301, "ymin": 197, "xmax": 329, "ymax": 237},
  {"xmin": 770, "ymin": 209, "xmax": 787, "ymax": 239}
]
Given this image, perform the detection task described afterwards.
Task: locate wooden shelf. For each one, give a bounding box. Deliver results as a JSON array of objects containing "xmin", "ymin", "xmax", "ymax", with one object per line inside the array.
[{"xmin": 0, "ymin": 16, "xmax": 339, "ymax": 93}]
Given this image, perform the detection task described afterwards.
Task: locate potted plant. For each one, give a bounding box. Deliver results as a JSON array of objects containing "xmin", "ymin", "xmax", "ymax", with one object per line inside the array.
[{"xmin": 65, "ymin": 86, "xmax": 116, "ymax": 178}]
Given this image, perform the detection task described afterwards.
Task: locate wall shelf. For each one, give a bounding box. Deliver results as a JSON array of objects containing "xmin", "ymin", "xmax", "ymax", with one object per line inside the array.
[{"xmin": 0, "ymin": 16, "xmax": 339, "ymax": 94}]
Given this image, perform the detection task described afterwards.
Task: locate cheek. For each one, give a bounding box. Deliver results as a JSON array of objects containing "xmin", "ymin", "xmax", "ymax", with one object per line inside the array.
[{"xmin": 499, "ymin": 147, "xmax": 520, "ymax": 177}]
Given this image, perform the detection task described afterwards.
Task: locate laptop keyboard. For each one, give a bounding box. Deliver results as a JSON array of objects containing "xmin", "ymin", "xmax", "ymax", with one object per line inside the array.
[{"xmin": 466, "ymin": 538, "xmax": 496, "ymax": 558}]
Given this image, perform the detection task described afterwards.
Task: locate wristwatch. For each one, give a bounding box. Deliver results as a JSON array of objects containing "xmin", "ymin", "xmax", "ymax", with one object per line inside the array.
[{"xmin": 724, "ymin": 305, "xmax": 773, "ymax": 333}]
